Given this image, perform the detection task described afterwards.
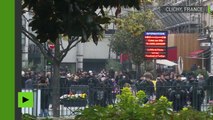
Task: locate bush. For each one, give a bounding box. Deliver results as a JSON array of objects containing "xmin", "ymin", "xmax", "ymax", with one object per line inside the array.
[
  {"xmin": 22, "ymin": 114, "xmax": 53, "ymax": 120},
  {"xmin": 173, "ymin": 107, "xmax": 213, "ymax": 120},
  {"xmin": 75, "ymin": 88, "xmax": 173, "ymax": 120},
  {"xmin": 75, "ymin": 87, "xmax": 213, "ymax": 120}
]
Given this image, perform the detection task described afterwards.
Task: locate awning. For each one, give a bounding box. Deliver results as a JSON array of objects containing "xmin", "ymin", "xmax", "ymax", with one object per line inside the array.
[
  {"xmin": 189, "ymin": 49, "xmax": 205, "ymax": 56},
  {"xmin": 187, "ymin": 49, "xmax": 210, "ymax": 59},
  {"xmin": 156, "ymin": 59, "xmax": 177, "ymax": 66}
]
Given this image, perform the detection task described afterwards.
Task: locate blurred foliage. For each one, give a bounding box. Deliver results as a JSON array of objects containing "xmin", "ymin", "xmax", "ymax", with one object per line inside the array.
[
  {"xmin": 22, "ymin": 0, "xmax": 142, "ymax": 44},
  {"xmin": 22, "ymin": 114, "xmax": 36, "ymax": 120},
  {"xmin": 111, "ymin": 10, "xmax": 162, "ymax": 66},
  {"xmin": 76, "ymin": 88, "xmax": 173, "ymax": 120},
  {"xmin": 174, "ymin": 107, "xmax": 213, "ymax": 120},
  {"xmin": 193, "ymin": 68, "xmax": 209, "ymax": 79},
  {"xmin": 21, "ymin": 0, "xmax": 150, "ymax": 117},
  {"xmin": 75, "ymin": 87, "xmax": 213, "ymax": 120},
  {"xmin": 22, "ymin": 114, "xmax": 53, "ymax": 120},
  {"xmin": 105, "ymin": 59, "xmax": 122, "ymax": 71}
]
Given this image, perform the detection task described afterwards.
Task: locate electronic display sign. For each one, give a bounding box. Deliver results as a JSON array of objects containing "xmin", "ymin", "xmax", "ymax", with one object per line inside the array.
[{"xmin": 144, "ymin": 31, "xmax": 168, "ymax": 59}]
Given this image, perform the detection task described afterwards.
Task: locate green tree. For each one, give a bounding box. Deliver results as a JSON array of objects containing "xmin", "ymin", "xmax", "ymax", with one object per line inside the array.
[
  {"xmin": 105, "ymin": 59, "xmax": 122, "ymax": 71},
  {"xmin": 22, "ymin": 0, "xmax": 142, "ymax": 117},
  {"xmin": 111, "ymin": 9, "xmax": 162, "ymax": 77}
]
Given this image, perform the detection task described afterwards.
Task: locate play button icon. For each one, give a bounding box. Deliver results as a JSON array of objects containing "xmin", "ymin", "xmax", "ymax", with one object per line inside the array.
[
  {"xmin": 22, "ymin": 97, "xmax": 29, "ymax": 103},
  {"xmin": 18, "ymin": 92, "xmax": 33, "ymax": 108}
]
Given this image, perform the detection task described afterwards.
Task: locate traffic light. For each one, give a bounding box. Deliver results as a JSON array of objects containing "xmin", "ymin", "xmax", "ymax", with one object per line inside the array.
[
  {"xmin": 47, "ymin": 60, "xmax": 52, "ymax": 65},
  {"xmin": 47, "ymin": 44, "xmax": 55, "ymax": 54},
  {"xmin": 48, "ymin": 44, "xmax": 55, "ymax": 49}
]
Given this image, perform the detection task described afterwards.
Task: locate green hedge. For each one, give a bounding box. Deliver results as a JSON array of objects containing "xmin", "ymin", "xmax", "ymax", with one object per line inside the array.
[{"xmin": 75, "ymin": 87, "xmax": 213, "ymax": 120}]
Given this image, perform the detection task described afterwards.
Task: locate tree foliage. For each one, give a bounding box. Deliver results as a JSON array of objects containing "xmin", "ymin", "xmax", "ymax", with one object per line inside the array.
[
  {"xmin": 22, "ymin": 0, "xmax": 143, "ymax": 117},
  {"xmin": 111, "ymin": 10, "xmax": 162, "ymax": 65},
  {"xmin": 105, "ymin": 59, "xmax": 122, "ymax": 71},
  {"xmin": 22, "ymin": 0, "xmax": 142, "ymax": 44}
]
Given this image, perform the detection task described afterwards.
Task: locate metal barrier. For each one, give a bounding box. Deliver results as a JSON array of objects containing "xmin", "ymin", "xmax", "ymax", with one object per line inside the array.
[{"xmin": 21, "ymin": 84, "xmax": 213, "ymax": 117}]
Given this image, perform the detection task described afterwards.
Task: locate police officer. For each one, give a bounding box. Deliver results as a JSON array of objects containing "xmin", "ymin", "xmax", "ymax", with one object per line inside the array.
[
  {"xmin": 95, "ymin": 76, "xmax": 107, "ymax": 107},
  {"xmin": 164, "ymin": 73, "xmax": 174, "ymax": 99},
  {"xmin": 189, "ymin": 81, "xmax": 205, "ymax": 111},
  {"xmin": 206, "ymin": 75, "xmax": 213, "ymax": 102},
  {"xmin": 170, "ymin": 84, "xmax": 187, "ymax": 111},
  {"xmin": 88, "ymin": 73, "xmax": 99, "ymax": 106},
  {"xmin": 38, "ymin": 76, "xmax": 50, "ymax": 117},
  {"xmin": 143, "ymin": 72, "xmax": 154, "ymax": 101},
  {"xmin": 156, "ymin": 74, "xmax": 166, "ymax": 100}
]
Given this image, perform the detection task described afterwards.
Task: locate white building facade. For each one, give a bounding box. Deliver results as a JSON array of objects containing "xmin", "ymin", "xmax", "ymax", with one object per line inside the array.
[{"xmin": 62, "ymin": 25, "xmax": 117, "ymax": 72}]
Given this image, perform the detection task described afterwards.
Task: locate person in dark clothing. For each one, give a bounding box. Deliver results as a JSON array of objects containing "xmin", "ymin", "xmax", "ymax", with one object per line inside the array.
[
  {"xmin": 164, "ymin": 73, "xmax": 174, "ymax": 98},
  {"xmin": 39, "ymin": 76, "xmax": 50, "ymax": 117},
  {"xmin": 111, "ymin": 78, "xmax": 119, "ymax": 104},
  {"xmin": 94, "ymin": 77, "xmax": 107, "ymax": 107},
  {"xmin": 185, "ymin": 75, "xmax": 197, "ymax": 92},
  {"xmin": 143, "ymin": 72, "xmax": 154, "ymax": 101},
  {"xmin": 146, "ymin": 80, "xmax": 154, "ymax": 102},
  {"xmin": 170, "ymin": 85, "xmax": 187, "ymax": 111},
  {"xmin": 191, "ymin": 64, "xmax": 198, "ymax": 71},
  {"xmin": 104, "ymin": 77, "xmax": 114, "ymax": 105},
  {"xmin": 166, "ymin": 74, "xmax": 173, "ymax": 85},
  {"xmin": 25, "ymin": 75, "xmax": 33, "ymax": 89},
  {"xmin": 88, "ymin": 74, "xmax": 99, "ymax": 106},
  {"xmin": 78, "ymin": 72, "xmax": 90, "ymax": 85},
  {"xmin": 197, "ymin": 74, "xmax": 206, "ymax": 90},
  {"xmin": 115, "ymin": 72, "xmax": 123, "ymax": 84},
  {"xmin": 156, "ymin": 78, "xmax": 162, "ymax": 99},
  {"xmin": 60, "ymin": 73, "xmax": 69, "ymax": 96},
  {"xmin": 109, "ymin": 67, "xmax": 115, "ymax": 79},
  {"xmin": 172, "ymin": 75, "xmax": 183, "ymax": 89},
  {"xmin": 135, "ymin": 76, "xmax": 145, "ymax": 91},
  {"xmin": 161, "ymin": 74, "xmax": 168, "ymax": 97},
  {"xmin": 207, "ymin": 76, "xmax": 213, "ymax": 102},
  {"xmin": 170, "ymin": 75, "xmax": 184, "ymax": 99},
  {"xmin": 189, "ymin": 81, "xmax": 205, "ymax": 111},
  {"xmin": 118, "ymin": 75, "xmax": 131, "ymax": 89}
]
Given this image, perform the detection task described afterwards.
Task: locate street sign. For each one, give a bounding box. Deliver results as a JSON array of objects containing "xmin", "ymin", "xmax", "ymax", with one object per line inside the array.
[
  {"xmin": 144, "ymin": 31, "xmax": 168, "ymax": 59},
  {"xmin": 160, "ymin": 6, "xmax": 208, "ymax": 13},
  {"xmin": 200, "ymin": 42, "xmax": 211, "ymax": 47}
]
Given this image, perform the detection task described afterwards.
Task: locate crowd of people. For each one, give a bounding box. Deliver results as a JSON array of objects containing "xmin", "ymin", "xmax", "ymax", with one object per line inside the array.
[
  {"xmin": 136, "ymin": 72, "xmax": 207, "ymax": 111},
  {"xmin": 21, "ymin": 68, "xmax": 213, "ymax": 116}
]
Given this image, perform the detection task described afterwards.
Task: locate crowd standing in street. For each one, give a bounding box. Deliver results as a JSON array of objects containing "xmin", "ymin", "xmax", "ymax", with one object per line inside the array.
[{"xmin": 21, "ymin": 67, "xmax": 211, "ymax": 114}]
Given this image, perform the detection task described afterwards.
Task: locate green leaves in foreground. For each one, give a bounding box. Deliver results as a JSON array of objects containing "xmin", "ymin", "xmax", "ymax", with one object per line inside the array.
[
  {"xmin": 22, "ymin": 0, "xmax": 142, "ymax": 44},
  {"xmin": 75, "ymin": 87, "xmax": 213, "ymax": 120}
]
